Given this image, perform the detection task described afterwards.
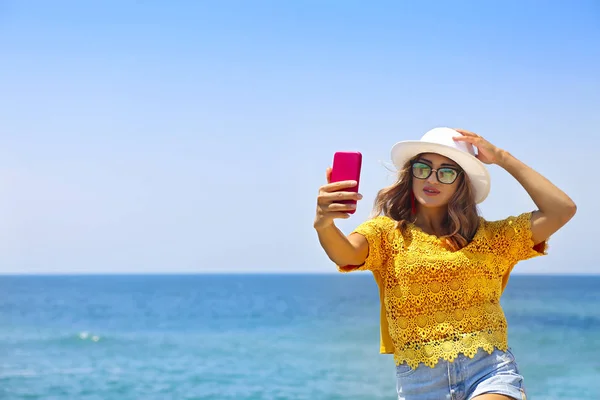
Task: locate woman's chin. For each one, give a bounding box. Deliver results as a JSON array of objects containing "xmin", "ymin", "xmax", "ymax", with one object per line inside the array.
[{"xmin": 417, "ymin": 199, "xmax": 449, "ymax": 209}]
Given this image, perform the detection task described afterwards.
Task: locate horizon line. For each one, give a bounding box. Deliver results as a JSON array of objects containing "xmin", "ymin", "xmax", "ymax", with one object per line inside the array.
[{"xmin": 0, "ymin": 271, "xmax": 598, "ymax": 277}]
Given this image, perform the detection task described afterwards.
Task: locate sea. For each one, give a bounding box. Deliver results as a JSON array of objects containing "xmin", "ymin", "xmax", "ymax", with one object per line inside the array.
[{"xmin": 0, "ymin": 274, "xmax": 598, "ymax": 400}]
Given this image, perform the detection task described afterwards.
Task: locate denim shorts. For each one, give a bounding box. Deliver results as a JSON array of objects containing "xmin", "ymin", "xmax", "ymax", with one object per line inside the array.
[{"xmin": 396, "ymin": 347, "xmax": 527, "ymax": 400}]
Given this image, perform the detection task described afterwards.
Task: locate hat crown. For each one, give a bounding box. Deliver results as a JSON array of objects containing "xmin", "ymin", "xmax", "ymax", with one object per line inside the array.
[{"xmin": 421, "ymin": 127, "xmax": 476, "ymax": 158}]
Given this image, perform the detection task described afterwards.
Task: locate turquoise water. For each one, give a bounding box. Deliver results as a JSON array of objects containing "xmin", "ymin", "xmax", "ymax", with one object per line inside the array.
[{"xmin": 1, "ymin": 274, "xmax": 598, "ymax": 399}]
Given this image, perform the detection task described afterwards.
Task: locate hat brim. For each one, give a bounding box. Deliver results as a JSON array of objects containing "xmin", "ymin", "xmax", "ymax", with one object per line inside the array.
[{"xmin": 390, "ymin": 141, "xmax": 491, "ymax": 204}]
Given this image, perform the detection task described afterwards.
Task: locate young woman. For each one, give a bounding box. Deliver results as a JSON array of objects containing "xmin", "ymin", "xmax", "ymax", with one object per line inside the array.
[{"xmin": 313, "ymin": 127, "xmax": 576, "ymax": 400}]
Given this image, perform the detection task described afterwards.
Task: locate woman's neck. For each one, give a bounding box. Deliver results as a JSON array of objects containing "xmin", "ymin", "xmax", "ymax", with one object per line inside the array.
[{"xmin": 414, "ymin": 206, "xmax": 448, "ymax": 236}]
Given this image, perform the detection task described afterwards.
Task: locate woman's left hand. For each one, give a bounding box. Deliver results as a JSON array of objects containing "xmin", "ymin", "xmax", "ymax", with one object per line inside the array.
[{"xmin": 452, "ymin": 128, "xmax": 505, "ymax": 165}]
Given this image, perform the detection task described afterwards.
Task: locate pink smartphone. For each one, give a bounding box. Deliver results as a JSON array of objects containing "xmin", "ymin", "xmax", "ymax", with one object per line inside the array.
[{"xmin": 330, "ymin": 151, "xmax": 362, "ymax": 214}]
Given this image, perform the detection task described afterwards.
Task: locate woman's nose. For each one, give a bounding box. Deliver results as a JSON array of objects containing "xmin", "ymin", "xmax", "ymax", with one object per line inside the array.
[{"xmin": 426, "ymin": 170, "xmax": 438, "ymax": 184}]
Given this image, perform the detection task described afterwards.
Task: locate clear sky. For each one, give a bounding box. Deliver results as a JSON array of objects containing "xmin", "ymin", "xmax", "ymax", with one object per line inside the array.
[{"xmin": 0, "ymin": 1, "xmax": 598, "ymax": 274}]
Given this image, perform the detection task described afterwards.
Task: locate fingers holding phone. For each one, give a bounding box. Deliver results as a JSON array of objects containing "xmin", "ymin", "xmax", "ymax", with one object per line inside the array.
[{"xmin": 315, "ymin": 179, "xmax": 362, "ymax": 228}]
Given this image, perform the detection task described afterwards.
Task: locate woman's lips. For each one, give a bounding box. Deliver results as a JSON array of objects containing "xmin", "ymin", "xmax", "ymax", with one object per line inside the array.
[{"xmin": 423, "ymin": 186, "xmax": 440, "ymax": 196}]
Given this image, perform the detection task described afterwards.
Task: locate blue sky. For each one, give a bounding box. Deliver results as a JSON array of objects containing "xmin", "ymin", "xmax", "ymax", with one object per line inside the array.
[{"xmin": 0, "ymin": 1, "xmax": 598, "ymax": 274}]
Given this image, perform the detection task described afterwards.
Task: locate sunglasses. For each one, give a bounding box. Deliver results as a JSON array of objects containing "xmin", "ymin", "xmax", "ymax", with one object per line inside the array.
[{"xmin": 411, "ymin": 161, "xmax": 461, "ymax": 184}]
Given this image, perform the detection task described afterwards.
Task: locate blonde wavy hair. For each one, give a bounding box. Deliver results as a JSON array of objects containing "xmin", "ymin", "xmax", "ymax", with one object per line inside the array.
[{"xmin": 372, "ymin": 154, "xmax": 480, "ymax": 251}]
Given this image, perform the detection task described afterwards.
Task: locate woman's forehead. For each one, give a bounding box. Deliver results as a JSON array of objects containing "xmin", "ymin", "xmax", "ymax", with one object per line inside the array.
[{"xmin": 417, "ymin": 152, "xmax": 459, "ymax": 167}]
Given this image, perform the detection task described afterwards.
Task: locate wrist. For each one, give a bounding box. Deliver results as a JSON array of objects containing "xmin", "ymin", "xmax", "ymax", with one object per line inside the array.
[
  {"xmin": 495, "ymin": 149, "xmax": 512, "ymax": 168},
  {"xmin": 314, "ymin": 219, "xmax": 335, "ymax": 231}
]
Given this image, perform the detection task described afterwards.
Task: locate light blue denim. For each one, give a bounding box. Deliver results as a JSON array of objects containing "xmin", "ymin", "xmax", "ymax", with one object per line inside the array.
[{"xmin": 396, "ymin": 347, "xmax": 527, "ymax": 400}]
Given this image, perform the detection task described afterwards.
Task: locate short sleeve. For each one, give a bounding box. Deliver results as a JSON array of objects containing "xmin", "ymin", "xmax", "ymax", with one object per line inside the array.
[
  {"xmin": 337, "ymin": 216, "xmax": 398, "ymax": 273},
  {"xmin": 484, "ymin": 212, "xmax": 548, "ymax": 262}
]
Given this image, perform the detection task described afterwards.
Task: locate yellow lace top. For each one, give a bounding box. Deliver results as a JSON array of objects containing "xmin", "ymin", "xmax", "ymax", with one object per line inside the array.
[{"xmin": 337, "ymin": 212, "xmax": 547, "ymax": 369}]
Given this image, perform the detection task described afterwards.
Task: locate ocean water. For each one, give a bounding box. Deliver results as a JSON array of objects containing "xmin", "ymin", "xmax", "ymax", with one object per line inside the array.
[{"xmin": 1, "ymin": 274, "xmax": 598, "ymax": 400}]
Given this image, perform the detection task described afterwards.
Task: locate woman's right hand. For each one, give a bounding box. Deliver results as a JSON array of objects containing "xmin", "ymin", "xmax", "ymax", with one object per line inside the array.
[{"xmin": 313, "ymin": 167, "xmax": 363, "ymax": 230}]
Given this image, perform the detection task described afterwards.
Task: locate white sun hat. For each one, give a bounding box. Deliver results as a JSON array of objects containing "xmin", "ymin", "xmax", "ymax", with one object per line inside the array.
[{"xmin": 390, "ymin": 127, "xmax": 491, "ymax": 204}]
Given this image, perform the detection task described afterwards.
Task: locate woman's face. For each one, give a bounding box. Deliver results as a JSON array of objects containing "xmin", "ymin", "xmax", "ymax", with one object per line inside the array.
[{"xmin": 411, "ymin": 153, "xmax": 462, "ymax": 210}]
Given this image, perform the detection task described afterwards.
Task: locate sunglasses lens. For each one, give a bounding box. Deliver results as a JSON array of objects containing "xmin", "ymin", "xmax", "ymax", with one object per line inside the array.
[
  {"xmin": 412, "ymin": 162, "xmax": 431, "ymax": 179},
  {"xmin": 438, "ymin": 168, "xmax": 458, "ymax": 184}
]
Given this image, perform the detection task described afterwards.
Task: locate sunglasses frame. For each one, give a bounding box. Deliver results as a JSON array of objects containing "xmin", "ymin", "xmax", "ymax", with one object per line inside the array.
[{"xmin": 410, "ymin": 161, "xmax": 462, "ymax": 185}]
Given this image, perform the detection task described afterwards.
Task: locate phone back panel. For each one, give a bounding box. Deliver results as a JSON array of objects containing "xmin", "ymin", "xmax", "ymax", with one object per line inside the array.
[{"xmin": 330, "ymin": 151, "xmax": 362, "ymax": 213}]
